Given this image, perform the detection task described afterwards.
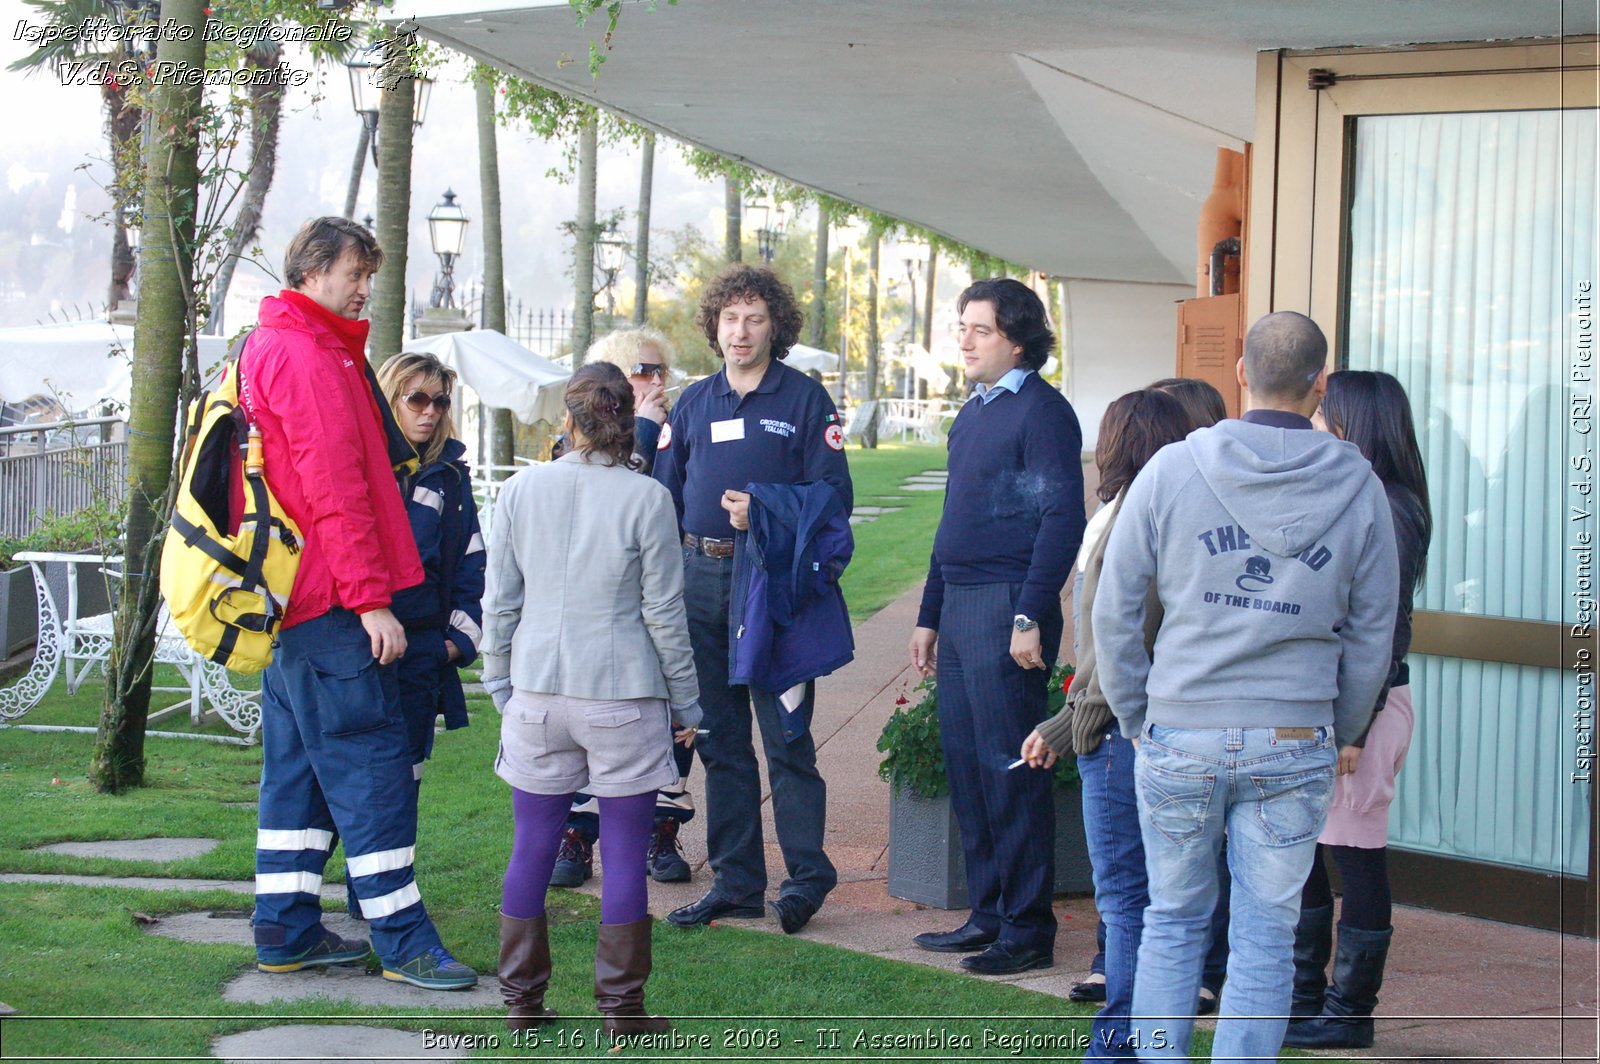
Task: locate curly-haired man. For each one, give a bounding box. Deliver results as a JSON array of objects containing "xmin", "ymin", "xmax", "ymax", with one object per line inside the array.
[{"xmin": 654, "ymin": 264, "xmax": 853, "ymax": 934}]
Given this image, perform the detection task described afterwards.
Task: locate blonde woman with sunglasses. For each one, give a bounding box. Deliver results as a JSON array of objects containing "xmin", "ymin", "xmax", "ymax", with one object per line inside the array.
[
  {"xmin": 375, "ymin": 352, "xmax": 486, "ymax": 794},
  {"xmin": 585, "ymin": 326, "xmax": 676, "ymax": 473}
]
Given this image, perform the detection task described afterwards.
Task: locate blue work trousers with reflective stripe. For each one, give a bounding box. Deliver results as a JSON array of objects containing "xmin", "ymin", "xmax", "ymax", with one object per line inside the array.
[{"xmin": 254, "ymin": 608, "xmax": 442, "ymax": 968}]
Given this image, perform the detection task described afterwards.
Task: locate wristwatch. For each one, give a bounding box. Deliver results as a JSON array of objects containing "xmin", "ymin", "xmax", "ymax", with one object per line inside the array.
[{"xmin": 1013, "ymin": 614, "xmax": 1038, "ymax": 633}]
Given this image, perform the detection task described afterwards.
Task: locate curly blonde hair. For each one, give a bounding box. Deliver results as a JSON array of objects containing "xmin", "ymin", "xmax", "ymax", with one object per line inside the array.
[{"xmin": 587, "ymin": 326, "xmax": 677, "ymax": 376}]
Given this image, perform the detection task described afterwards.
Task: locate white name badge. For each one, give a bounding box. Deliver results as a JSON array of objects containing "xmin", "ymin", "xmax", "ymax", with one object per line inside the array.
[{"xmin": 710, "ymin": 417, "xmax": 746, "ymax": 443}]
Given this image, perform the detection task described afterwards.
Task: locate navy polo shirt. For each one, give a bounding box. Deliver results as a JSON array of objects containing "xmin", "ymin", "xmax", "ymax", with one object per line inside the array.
[{"xmin": 655, "ymin": 357, "xmax": 853, "ymax": 539}]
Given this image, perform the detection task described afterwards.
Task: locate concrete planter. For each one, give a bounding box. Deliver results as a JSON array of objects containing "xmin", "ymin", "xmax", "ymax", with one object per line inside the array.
[
  {"xmin": 887, "ymin": 784, "xmax": 1093, "ymax": 909},
  {"xmin": 0, "ymin": 558, "xmax": 115, "ymax": 659},
  {"xmin": 0, "ymin": 566, "xmax": 34, "ymax": 657}
]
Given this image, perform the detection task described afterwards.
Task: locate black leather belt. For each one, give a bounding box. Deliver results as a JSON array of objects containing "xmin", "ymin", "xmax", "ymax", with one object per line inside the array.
[{"xmin": 683, "ymin": 533, "xmax": 735, "ymax": 559}]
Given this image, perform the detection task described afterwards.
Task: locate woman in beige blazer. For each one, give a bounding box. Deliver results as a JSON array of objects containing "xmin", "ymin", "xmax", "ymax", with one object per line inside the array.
[{"xmin": 481, "ymin": 363, "xmax": 699, "ymax": 1037}]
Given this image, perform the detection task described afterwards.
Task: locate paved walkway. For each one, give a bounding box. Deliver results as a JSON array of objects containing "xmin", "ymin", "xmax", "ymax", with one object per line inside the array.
[{"xmin": 572, "ymin": 580, "xmax": 1598, "ymax": 1063}]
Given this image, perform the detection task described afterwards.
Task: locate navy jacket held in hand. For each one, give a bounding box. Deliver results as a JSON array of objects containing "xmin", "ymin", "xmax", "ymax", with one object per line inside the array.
[{"xmin": 730, "ymin": 481, "xmax": 855, "ymax": 739}]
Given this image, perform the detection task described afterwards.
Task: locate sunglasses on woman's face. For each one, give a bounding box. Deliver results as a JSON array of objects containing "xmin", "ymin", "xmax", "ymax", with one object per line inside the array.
[
  {"xmin": 630, "ymin": 362, "xmax": 666, "ymax": 380},
  {"xmin": 401, "ymin": 391, "xmax": 452, "ymax": 413}
]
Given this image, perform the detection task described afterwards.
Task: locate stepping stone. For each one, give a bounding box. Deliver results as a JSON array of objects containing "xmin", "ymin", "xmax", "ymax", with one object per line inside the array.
[
  {"xmin": 848, "ymin": 515, "xmax": 877, "ymax": 526},
  {"xmin": 223, "ymin": 965, "xmax": 501, "ymax": 1009},
  {"xmin": 851, "ymin": 506, "xmax": 904, "ymax": 516},
  {"xmin": 0, "ymin": 872, "xmax": 340, "ymax": 902},
  {"xmin": 222, "ymin": 802, "xmax": 258, "ymax": 811},
  {"xmin": 213, "ymin": 1024, "xmax": 470, "ymax": 1062},
  {"xmin": 144, "ymin": 909, "xmax": 366, "ymax": 948},
  {"xmin": 900, "ymin": 483, "xmax": 946, "ymax": 491},
  {"xmin": 872, "ymin": 495, "xmax": 912, "ymax": 501},
  {"xmin": 34, "ymin": 838, "xmax": 218, "ymax": 861}
]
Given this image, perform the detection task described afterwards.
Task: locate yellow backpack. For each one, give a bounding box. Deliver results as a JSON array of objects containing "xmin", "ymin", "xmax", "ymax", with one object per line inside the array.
[{"xmin": 160, "ymin": 348, "xmax": 301, "ymax": 673}]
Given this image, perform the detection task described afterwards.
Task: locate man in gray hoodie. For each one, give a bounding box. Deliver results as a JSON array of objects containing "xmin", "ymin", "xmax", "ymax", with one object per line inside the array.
[{"xmin": 1093, "ymin": 312, "xmax": 1398, "ymax": 1063}]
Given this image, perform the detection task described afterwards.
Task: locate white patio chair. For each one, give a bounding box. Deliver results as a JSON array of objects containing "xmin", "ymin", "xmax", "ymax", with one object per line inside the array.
[{"xmin": 0, "ymin": 552, "xmax": 260, "ymax": 738}]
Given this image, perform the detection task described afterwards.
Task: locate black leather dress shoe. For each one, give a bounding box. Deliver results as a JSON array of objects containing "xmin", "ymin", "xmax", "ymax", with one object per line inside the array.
[
  {"xmin": 959, "ymin": 941, "xmax": 1054, "ymax": 975},
  {"xmin": 768, "ymin": 895, "xmax": 819, "ymax": 934},
  {"xmin": 912, "ymin": 923, "xmax": 999, "ymax": 954},
  {"xmin": 665, "ymin": 891, "xmax": 765, "ymax": 927}
]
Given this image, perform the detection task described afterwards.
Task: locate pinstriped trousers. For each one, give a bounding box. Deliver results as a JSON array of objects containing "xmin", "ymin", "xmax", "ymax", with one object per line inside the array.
[{"xmin": 935, "ymin": 582, "xmax": 1061, "ymax": 953}]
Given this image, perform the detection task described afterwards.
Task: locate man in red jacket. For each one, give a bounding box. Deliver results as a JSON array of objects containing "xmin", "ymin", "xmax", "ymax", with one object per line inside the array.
[{"xmin": 243, "ymin": 217, "xmax": 476, "ymax": 990}]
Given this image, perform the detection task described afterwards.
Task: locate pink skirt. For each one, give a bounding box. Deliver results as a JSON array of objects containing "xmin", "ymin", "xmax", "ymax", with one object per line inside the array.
[{"xmin": 1321, "ymin": 685, "xmax": 1414, "ymax": 849}]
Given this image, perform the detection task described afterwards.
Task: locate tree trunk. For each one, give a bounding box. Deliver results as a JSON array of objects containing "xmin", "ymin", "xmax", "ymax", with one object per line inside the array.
[
  {"xmin": 810, "ymin": 207, "xmax": 828, "ymax": 347},
  {"xmin": 93, "ymin": 0, "xmax": 206, "ymax": 793},
  {"xmin": 104, "ymin": 79, "xmax": 143, "ymax": 309},
  {"xmin": 571, "ymin": 114, "xmax": 597, "ymax": 366},
  {"xmin": 370, "ymin": 43, "xmax": 415, "ymax": 364},
  {"xmin": 922, "ymin": 248, "xmax": 937, "ymax": 352},
  {"xmin": 475, "ymin": 71, "xmax": 514, "ymax": 479},
  {"xmin": 207, "ymin": 44, "xmax": 285, "ymax": 335},
  {"xmin": 344, "ymin": 124, "xmax": 369, "ymax": 221},
  {"xmin": 632, "ymin": 130, "xmax": 654, "ymax": 325},
  {"xmin": 723, "ymin": 176, "xmax": 741, "ymax": 263},
  {"xmin": 864, "ymin": 235, "xmax": 880, "ymax": 449}
]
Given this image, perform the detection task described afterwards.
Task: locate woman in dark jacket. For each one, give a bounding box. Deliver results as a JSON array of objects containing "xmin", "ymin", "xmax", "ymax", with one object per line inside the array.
[
  {"xmin": 1284, "ymin": 370, "xmax": 1432, "ymax": 1051},
  {"xmin": 377, "ymin": 352, "xmax": 486, "ymax": 786},
  {"xmin": 1019, "ymin": 388, "xmax": 1194, "ymax": 1061}
]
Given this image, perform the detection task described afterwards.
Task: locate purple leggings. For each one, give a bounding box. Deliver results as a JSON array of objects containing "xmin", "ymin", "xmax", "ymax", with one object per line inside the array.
[{"xmin": 503, "ymin": 787, "xmax": 654, "ymax": 924}]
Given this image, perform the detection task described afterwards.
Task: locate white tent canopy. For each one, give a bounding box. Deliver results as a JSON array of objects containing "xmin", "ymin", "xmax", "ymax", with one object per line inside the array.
[
  {"xmin": 405, "ymin": 328, "xmax": 571, "ymax": 424},
  {"xmin": 784, "ymin": 343, "xmax": 841, "ymax": 374},
  {"xmin": 0, "ymin": 320, "xmax": 230, "ymax": 412}
]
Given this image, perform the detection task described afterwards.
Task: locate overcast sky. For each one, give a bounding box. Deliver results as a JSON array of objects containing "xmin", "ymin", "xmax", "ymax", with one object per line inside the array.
[{"xmin": 0, "ymin": 0, "xmax": 729, "ymax": 331}]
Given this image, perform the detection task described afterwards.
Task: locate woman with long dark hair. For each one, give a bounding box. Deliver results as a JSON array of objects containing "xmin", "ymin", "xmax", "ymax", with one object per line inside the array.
[
  {"xmin": 1283, "ymin": 369, "xmax": 1431, "ymax": 1051},
  {"xmin": 1020, "ymin": 388, "xmax": 1193, "ymax": 1061},
  {"xmin": 481, "ymin": 362, "xmax": 701, "ymax": 1035}
]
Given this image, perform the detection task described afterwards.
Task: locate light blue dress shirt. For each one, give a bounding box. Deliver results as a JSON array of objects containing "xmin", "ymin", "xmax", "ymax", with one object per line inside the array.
[{"xmin": 972, "ymin": 366, "xmax": 1034, "ymax": 404}]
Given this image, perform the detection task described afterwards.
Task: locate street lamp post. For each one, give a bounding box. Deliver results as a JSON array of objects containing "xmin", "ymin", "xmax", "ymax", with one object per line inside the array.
[
  {"xmin": 595, "ymin": 220, "xmax": 629, "ymax": 330},
  {"xmin": 346, "ymin": 47, "xmax": 432, "ymax": 174},
  {"xmin": 745, "ymin": 195, "xmax": 790, "ymax": 264},
  {"xmin": 834, "ymin": 220, "xmax": 864, "ymax": 407},
  {"xmin": 427, "ymin": 189, "xmax": 469, "ymax": 309},
  {"xmin": 900, "ymin": 239, "xmax": 929, "ymax": 400}
]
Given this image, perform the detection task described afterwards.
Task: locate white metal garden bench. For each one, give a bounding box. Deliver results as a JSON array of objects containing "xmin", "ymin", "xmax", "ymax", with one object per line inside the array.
[{"xmin": 0, "ymin": 552, "xmax": 260, "ymax": 742}]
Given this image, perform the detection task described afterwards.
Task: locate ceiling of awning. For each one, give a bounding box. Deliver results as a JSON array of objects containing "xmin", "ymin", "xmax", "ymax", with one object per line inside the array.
[{"xmin": 395, "ymin": 0, "xmax": 1593, "ymax": 282}]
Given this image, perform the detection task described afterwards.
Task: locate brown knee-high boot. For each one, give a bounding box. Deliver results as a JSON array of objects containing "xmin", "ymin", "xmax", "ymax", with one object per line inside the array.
[
  {"xmin": 499, "ymin": 913, "xmax": 557, "ymax": 1031},
  {"xmin": 594, "ymin": 917, "xmax": 669, "ymax": 1036}
]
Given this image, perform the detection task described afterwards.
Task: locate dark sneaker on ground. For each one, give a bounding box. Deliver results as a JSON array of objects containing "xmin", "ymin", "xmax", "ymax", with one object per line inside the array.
[
  {"xmin": 647, "ymin": 818, "xmax": 691, "ymax": 882},
  {"xmin": 257, "ymin": 930, "xmax": 371, "ymax": 973},
  {"xmin": 549, "ymin": 828, "xmax": 594, "ymax": 888},
  {"xmin": 382, "ymin": 945, "xmax": 479, "ymax": 990}
]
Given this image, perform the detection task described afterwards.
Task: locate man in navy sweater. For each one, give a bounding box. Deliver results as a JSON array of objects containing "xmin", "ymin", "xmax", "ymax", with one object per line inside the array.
[{"xmin": 908, "ymin": 278, "xmax": 1086, "ymax": 974}]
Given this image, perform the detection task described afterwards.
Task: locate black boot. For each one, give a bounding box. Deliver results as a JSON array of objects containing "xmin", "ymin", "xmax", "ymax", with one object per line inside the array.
[
  {"xmin": 1289, "ymin": 902, "xmax": 1334, "ymax": 1020},
  {"xmin": 498, "ymin": 913, "xmax": 557, "ymax": 1032},
  {"xmin": 1282, "ymin": 924, "xmax": 1393, "ymax": 1049}
]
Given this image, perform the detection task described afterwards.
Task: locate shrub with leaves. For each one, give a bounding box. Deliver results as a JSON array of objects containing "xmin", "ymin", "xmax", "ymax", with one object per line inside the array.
[
  {"xmin": 877, "ymin": 664, "xmax": 1079, "ymax": 799},
  {"xmin": 0, "ymin": 504, "xmax": 125, "ymax": 573}
]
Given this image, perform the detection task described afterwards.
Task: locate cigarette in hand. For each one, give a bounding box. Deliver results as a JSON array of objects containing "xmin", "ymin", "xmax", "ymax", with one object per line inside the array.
[{"xmin": 1006, "ymin": 757, "xmax": 1028, "ymax": 770}]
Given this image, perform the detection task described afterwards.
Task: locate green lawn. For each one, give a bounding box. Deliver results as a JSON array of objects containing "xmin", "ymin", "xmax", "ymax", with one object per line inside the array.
[
  {"xmin": 837, "ymin": 442, "xmax": 947, "ymax": 622},
  {"xmin": 0, "ymin": 685, "xmax": 1102, "ymax": 1061}
]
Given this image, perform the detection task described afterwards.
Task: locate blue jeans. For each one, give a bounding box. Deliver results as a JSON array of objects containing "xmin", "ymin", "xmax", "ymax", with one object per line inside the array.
[
  {"xmin": 1079, "ymin": 728, "xmax": 1147, "ymax": 1060},
  {"xmin": 1130, "ymin": 723, "xmax": 1335, "ymax": 1063},
  {"xmin": 683, "ymin": 550, "xmax": 835, "ymax": 907}
]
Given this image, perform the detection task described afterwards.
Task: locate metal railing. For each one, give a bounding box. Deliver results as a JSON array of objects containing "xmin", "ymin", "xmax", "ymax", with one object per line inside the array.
[{"xmin": 0, "ymin": 418, "xmax": 126, "ymax": 538}]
